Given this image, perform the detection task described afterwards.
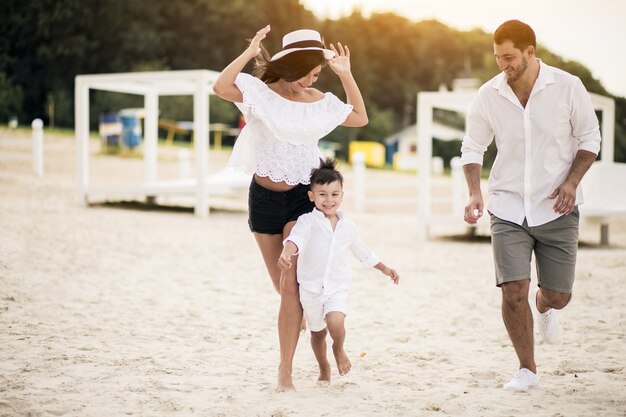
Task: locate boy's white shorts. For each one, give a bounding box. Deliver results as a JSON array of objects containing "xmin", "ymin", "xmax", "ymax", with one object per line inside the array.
[{"xmin": 299, "ymin": 288, "xmax": 349, "ymax": 332}]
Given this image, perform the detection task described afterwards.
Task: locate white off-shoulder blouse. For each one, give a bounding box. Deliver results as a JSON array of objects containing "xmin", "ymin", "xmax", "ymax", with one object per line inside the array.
[{"xmin": 227, "ymin": 73, "xmax": 353, "ymax": 185}]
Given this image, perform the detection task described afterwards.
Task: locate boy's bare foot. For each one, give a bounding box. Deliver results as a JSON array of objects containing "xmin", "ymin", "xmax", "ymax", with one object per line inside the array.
[
  {"xmin": 318, "ymin": 360, "xmax": 331, "ymax": 383},
  {"xmin": 333, "ymin": 347, "xmax": 351, "ymax": 376}
]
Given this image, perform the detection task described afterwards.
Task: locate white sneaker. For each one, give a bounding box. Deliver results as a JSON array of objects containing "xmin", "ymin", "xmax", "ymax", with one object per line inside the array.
[
  {"xmin": 531, "ymin": 286, "xmax": 560, "ymax": 344},
  {"xmin": 503, "ymin": 368, "xmax": 539, "ymax": 391}
]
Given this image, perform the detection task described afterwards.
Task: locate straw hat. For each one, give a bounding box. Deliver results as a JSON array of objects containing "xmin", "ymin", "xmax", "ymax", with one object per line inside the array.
[{"xmin": 270, "ymin": 29, "xmax": 335, "ymax": 62}]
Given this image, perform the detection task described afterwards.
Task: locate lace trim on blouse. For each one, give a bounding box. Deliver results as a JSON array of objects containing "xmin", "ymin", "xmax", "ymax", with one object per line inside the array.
[{"xmin": 227, "ymin": 73, "xmax": 353, "ymax": 184}]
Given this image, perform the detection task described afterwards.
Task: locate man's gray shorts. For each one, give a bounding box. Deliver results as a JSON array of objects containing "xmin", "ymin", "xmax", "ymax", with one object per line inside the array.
[{"xmin": 490, "ymin": 208, "xmax": 579, "ymax": 293}]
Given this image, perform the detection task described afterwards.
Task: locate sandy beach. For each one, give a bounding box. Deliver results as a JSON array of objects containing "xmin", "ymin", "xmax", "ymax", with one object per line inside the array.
[{"xmin": 1, "ymin": 128, "xmax": 625, "ymax": 417}]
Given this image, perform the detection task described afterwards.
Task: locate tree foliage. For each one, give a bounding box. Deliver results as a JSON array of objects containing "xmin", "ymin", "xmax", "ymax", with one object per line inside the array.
[{"xmin": 1, "ymin": 0, "xmax": 623, "ymax": 161}]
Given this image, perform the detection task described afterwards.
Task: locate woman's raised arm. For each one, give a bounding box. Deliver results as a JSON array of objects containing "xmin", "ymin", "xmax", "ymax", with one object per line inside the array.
[
  {"xmin": 327, "ymin": 43, "xmax": 368, "ymax": 127},
  {"xmin": 213, "ymin": 25, "xmax": 271, "ymax": 103}
]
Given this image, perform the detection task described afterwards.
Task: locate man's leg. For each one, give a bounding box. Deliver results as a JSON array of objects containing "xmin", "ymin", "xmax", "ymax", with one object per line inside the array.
[
  {"xmin": 532, "ymin": 209, "xmax": 579, "ymax": 343},
  {"xmin": 501, "ymin": 279, "xmax": 536, "ymax": 373},
  {"xmin": 536, "ymin": 288, "xmax": 571, "ymax": 313},
  {"xmin": 489, "ymin": 214, "xmax": 540, "ymax": 389},
  {"xmin": 501, "ymin": 278, "xmax": 540, "ymax": 391},
  {"xmin": 531, "ymin": 286, "xmax": 570, "ymax": 344}
]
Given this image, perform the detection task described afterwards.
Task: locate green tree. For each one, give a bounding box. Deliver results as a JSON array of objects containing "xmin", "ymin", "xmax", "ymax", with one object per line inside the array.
[
  {"xmin": 0, "ymin": 72, "xmax": 23, "ymax": 123},
  {"xmin": 1, "ymin": 1, "xmax": 623, "ymax": 162}
]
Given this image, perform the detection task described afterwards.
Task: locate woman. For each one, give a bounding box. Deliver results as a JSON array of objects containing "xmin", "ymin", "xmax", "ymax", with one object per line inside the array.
[{"xmin": 213, "ymin": 25, "xmax": 368, "ymax": 391}]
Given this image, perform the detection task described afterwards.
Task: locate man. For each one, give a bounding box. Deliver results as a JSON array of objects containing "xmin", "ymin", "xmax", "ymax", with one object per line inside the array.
[{"xmin": 460, "ymin": 20, "xmax": 601, "ymax": 391}]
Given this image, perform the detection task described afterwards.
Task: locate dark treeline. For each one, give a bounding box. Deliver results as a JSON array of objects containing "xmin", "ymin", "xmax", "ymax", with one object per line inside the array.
[{"xmin": 2, "ymin": 0, "xmax": 624, "ymax": 161}]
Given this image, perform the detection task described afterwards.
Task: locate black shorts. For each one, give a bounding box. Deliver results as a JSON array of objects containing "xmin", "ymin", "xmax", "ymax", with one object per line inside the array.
[{"xmin": 248, "ymin": 179, "xmax": 315, "ymax": 235}]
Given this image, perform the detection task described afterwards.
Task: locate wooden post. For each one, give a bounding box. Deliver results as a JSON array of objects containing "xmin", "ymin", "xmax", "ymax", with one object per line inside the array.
[
  {"xmin": 178, "ymin": 149, "xmax": 191, "ymax": 179},
  {"xmin": 74, "ymin": 78, "xmax": 90, "ymax": 206},
  {"xmin": 194, "ymin": 75, "xmax": 209, "ymax": 217},
  {"xmin": 417, "ymin": 93, "xmax": 433, "ymax": 241},
  {"xmin": 600, "ymin": 223, "xmax": 609, "ymax": 246},
  {"xmin": 353, "ymin": 152, "xmax": 365, "ymax": 212},
  {"xmin": 32, "ymin": 118, "xmax": 44, "ymax": 177}
]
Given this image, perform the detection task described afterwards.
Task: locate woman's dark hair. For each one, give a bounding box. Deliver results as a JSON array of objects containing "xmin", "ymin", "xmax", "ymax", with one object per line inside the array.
[
  {"xmin": 252, "ymin": 43, "xmax": 327, "ymax": 83},
  {"xmin": 310, "ymin": 157, "xmax": 343, "ymax": 186},
  {"xmin": 493, "ymin": 20, "xmax": 536, "ymax": 52}
]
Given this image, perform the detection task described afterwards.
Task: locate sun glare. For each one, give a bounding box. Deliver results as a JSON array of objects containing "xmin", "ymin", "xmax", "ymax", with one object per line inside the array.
[
  {"xmin": 301, "ymin": 0, "xmax": 369, "ymax": 19},
  {"xmin": 300, "ymin": 0, "xmax": 626, "ymax": 97}
]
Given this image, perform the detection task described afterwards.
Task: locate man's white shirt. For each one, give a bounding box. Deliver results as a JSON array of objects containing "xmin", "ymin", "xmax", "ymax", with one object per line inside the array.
[{"xmin": 461, "ymin": 60, "xmax": 601, "ymax": 227}]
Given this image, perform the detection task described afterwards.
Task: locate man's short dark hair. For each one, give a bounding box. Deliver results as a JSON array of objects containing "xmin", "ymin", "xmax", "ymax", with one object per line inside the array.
[{"xmin": 493, "ymin": 20, "xmax": 536, "ymax": 52}]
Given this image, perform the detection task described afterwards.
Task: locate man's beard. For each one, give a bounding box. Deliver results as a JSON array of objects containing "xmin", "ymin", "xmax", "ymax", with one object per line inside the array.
[{"xmin": 506, "ymin": 56, "xmax": 528, "ymax": 83}]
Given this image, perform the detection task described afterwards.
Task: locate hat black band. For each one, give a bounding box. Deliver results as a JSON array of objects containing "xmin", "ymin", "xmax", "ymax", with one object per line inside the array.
[{"xmin": 282, "ymin": 40, "xmax": 324, "ymax": 50}]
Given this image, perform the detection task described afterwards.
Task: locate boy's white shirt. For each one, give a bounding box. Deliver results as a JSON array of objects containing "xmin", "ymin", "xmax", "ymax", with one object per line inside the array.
[{"xmin": 284, "ymin": 208, "xmax": 380, "ymax": 295}]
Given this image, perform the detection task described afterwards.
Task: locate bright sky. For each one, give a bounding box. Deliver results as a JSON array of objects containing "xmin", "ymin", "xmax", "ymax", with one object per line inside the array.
[{"xmin": 301, "ymin": 0, "xmax": 626, "ymax": 97}]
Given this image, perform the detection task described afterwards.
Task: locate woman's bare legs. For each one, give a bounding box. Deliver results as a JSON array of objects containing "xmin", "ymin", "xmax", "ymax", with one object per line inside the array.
[
  {"xmin": 254, "ymin": 233, "xmax": 306, "ymax": 327},
  {"xmin": 254, "ymin": 230, "xmax": 307, "ymax": 334},
  {"xmin": 254, "ymin": 233, "xmax": 283, "ymax": 293},
  {"xmin": 254, "ymin": 220, "xmax": 302, "ymax": 391}
]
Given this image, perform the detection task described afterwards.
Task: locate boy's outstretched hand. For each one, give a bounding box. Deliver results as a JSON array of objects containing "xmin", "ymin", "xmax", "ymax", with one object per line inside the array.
[{"xmin": 379, "ymin": 264, "xmax": 400, "ymax": 285}]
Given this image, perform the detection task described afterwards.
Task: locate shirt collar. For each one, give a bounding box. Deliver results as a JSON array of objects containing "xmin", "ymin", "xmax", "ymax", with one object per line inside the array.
[
  {"xmin": 493, "ymin": 58, "xmax": 554, "ymax": 93},
  {"xmin": 311, "ymin": 207, "xmax": 345, "ymax": 221},
  {"xmin": 492, "ymin": 59, "xmax": 555, "ymax": 104},
  {"xmin": 531, "ymin": 59, "xmax": 555, "ymax": 93}
]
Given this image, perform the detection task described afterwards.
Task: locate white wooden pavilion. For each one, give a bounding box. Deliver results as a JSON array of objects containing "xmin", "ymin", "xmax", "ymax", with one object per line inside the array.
[
  {"xmin": 75, "ymin": 69, "xmax": 236, "ymax": 217},
  {"xmin": 416, "ymin": 90, "xmax": 621, "ymax": 243}
]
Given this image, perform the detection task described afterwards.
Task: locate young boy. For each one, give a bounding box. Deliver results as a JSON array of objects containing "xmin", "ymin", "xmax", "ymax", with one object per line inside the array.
[{"xmin": 278, "ymin": 158, "xmax": 399, "ymax": 384}]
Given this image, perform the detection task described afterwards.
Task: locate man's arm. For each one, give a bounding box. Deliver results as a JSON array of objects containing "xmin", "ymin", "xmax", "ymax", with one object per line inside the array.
[
  {"xmin": 548, "ymin": 150, "xmax": 598, "ymax": 215},
  {"xmin": 463, "ymin": 163, "xmax": 484, "ymax": 224},
  {"xmin": 460, "ymin": 95, "xmax": 492, "ymax": 225}
]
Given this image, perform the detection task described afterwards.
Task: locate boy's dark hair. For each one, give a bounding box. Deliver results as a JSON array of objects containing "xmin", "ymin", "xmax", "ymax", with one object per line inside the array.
[
  {"xmin": 493, "ymin": 20, "xmax": 536, "ymax": 52},
  {"xmin": 310, "ymin": 157, "xmax": 343, "ymax": 186}
]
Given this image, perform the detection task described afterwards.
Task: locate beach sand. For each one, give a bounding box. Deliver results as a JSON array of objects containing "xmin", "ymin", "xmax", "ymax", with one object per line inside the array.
[{"xmin": 1, "ymin": 129, "xmax": 624, "ymax": 416}]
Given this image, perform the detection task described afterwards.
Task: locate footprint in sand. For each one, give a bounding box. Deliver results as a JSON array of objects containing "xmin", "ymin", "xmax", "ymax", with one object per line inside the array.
[
  {"xmin": 469, "ymin": 370, "xmax": 498, "ymax": 380},
  {"xmin": 600, "ymin": 366, "xmax": 623, "ymax": 374},
  {"xmin": 584, "ymin": 344, "xmax": 607, "ymax": 353},
  {"xmin": 559, "ymin": 359, "xmax": 592, "ymax": 374}
]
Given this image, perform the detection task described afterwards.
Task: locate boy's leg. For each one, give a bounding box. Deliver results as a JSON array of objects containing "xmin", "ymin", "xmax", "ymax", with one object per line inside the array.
[
  {"xmin": 301, "ymin": 289, "xmax": 332, "ymax": 383},
  {"xmin": 326, "ymin": 312, "xmax": 351, "ymax": 376},
  {"xmin": 310, "ymin": 329, "xmax": 331, "ymax": 383}
]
